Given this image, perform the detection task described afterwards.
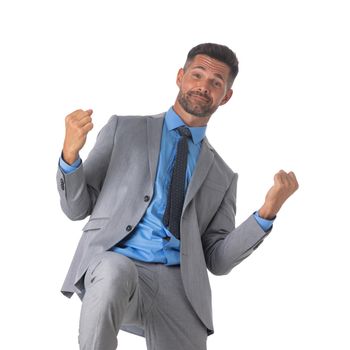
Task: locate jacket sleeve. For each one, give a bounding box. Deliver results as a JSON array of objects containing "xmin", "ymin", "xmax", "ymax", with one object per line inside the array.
[
  {"xmin": 56, "ymin": 115, "xmax": 119, "ymax": 221},
  {"xmin": 201, "ymin": 173, "xmax": 272, "ymax": 275}
]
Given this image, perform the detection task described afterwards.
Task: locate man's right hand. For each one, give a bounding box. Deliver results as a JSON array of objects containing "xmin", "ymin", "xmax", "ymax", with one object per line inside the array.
[{"xmin": 62, "ymin": 109, "xmax": 94, "ymax": 164}]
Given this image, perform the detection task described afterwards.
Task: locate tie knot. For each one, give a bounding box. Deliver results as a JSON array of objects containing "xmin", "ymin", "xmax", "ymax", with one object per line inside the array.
[{"xmin": 177, "ymin": 126, "xmax": 191, "ymax": 138}]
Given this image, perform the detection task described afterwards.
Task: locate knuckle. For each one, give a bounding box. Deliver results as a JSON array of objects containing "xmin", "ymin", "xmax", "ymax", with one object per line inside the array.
[
  {"xmin": 276, "ymin": 183, "xmax": 283, "ymax": 190},
  {"xmin": 69, "ymin": 120, "xmax": 78, "ymax": 129},
  {"xmin": 73, "ymin": 110, "xmax": 83, "ymax": 119}
]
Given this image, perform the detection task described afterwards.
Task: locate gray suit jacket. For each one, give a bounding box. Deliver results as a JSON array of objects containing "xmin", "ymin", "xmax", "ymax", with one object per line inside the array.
[{"xmin": 56, "ymin": 112, "xmax": 271, "ymax": 335}]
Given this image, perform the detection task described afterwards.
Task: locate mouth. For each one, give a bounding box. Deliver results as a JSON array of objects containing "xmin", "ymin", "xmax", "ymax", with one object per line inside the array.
[{"xmin": 188, "ymin": 92, "xmax": 211, "ymax": 103}]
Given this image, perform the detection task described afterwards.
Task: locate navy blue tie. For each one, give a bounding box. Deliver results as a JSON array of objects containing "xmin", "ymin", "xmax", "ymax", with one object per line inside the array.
[{"xmin": 163, "ymin": 126, "xmax": 192, "ymax": 240}]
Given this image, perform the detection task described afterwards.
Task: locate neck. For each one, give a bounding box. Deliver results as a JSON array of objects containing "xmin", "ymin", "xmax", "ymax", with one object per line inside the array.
[{"xmin": 173, "ymin": 100, "xmax": 210, "ymax": 127}]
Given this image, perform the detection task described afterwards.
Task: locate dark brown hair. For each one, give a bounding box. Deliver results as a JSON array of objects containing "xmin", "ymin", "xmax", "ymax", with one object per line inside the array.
[{"xmin": 185, "ymin": 43, "xmax": 239, "ymax": 87}]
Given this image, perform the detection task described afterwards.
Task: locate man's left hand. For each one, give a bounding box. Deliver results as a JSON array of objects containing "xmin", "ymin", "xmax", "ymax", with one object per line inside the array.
[{"xmin": 258, "ymin": 170, "xmax": 299, "ymax": 220}]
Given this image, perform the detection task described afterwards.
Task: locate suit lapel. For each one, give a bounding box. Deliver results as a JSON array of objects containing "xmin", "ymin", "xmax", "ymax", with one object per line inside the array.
[
  {"xmin": 183, "ymin": 136, "xmax": 214, "ymax": 210},
  {"xmin": 147, "ymin": 113, "xmax": 215, "ymax": 211},
  {"xmin": 147, "ymin": 113, "xmax": 166, "ymax": 185}
]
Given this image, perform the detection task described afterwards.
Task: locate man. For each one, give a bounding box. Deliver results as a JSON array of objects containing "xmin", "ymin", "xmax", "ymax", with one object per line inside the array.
[{"xmin": 56, "ymin": 43, "xmax": 298, "ymax": 350}]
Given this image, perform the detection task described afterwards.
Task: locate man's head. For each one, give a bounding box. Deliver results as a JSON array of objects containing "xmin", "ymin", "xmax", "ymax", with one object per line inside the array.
[
  {"xmin": 175, "ymin": 43, "xmax": 239, "ymax": 121},
  {"xmin": 185, "ymin": 43, "xmax": 239, "ymax": 88}
]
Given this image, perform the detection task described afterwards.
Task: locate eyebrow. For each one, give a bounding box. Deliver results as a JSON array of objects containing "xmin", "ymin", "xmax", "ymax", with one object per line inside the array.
[{"xmin": 191, "ymin": 65, "xmax": 225, "ymax": 82}]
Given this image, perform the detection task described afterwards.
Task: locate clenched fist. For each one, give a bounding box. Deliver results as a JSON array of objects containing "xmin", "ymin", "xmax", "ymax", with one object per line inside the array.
[
  {"xmin": 62, "ymin": 109, "xmax": 94, "ymax": 164},
  {"xmin": 258, "ymin": 170, "xmax": 299, "ymax": 219}
]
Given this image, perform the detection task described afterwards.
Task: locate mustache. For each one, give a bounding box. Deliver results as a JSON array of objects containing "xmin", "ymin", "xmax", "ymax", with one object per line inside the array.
[{"xmin": 188, "ymin": 91, "xmax": 211, "ymax": 102}]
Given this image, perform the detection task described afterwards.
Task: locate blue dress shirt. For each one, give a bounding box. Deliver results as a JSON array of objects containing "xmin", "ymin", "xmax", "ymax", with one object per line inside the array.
[{"xmin": 59, "ymin": 107, "xmax": 274, "ymax": 265}]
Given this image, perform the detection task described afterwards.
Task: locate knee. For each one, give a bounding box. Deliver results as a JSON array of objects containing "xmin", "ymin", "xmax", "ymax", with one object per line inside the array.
[{"xmin": 89, "ymin": 252, "xmax": 138, "ymax": 288}]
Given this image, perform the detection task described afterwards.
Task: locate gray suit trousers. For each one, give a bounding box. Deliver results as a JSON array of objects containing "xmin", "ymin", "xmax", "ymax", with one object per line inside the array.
[{"xmin": 78, "ymin": 251, "xmax": 208, "ymax": 350}]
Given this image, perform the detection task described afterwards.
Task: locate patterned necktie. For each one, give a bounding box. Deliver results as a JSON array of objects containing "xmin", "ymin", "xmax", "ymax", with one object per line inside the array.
[{"xmin": 163, "ymin": 126, "xmax": 192, "ymax": 240}]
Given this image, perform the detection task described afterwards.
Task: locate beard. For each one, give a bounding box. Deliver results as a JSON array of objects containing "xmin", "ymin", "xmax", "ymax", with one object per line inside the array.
[{"xmin": 176, "ymin": 89, "xmax": 218, "ymax": 118}]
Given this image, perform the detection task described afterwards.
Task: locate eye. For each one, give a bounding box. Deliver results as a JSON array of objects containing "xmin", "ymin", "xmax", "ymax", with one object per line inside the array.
[
  {"xmin": 192, "ymin": 73, "xmax": 201, "ymax": 79},
  {"xmin": 213, "ymin": 80, "xmax": 222, "ymax": 88}
]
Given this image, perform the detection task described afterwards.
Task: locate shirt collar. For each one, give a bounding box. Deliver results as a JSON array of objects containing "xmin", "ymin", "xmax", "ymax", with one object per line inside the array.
[{"xmin": 165, "ymin": 107, "xmax": 207, "ymax": 144}]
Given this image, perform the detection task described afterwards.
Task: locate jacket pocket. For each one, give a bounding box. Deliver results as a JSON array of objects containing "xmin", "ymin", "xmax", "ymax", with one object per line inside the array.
[
  {"xmin": 82, "ymin": 217, "xmax": 110, "ymax": 232},
  {"xmin": 202, "ymin": 178, "xmax": 227, "ymax": 193}
]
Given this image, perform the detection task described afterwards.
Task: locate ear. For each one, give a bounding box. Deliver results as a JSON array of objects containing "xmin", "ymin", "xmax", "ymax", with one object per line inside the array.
[
  {"xmin": 176, "ymin": 68, "xmax": 185, "ymax": 88},
  {"xmin": 219, "ymin": 88, "xmax": 233, "ymax": 106}
]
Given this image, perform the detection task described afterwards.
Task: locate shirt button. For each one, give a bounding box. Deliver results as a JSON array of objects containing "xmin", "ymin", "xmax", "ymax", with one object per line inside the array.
[
  {"xmin": 144, "ymin": 195, "xmax": 150, "ymax": 202},
  {"xmin": 60, "ymin": 178, "xmax": 65, "ymax": 190},
  {"xmin": 126, "ymin": 225, "xmax": 133, "ymax": 232}
]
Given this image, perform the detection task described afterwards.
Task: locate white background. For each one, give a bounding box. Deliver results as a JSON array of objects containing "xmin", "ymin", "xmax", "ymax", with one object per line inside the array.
[{"xmin": 0, "ymin": 0, "xmax": 349, "ymax": 349}]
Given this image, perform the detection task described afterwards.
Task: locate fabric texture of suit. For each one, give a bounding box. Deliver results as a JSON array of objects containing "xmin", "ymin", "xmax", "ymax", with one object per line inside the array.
[{"xmin": 56, "ymin": 111, "xmax": 272, "ymax": 335}]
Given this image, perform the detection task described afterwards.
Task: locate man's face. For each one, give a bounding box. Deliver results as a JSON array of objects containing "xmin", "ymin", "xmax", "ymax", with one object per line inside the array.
[{"xmin": 175, "ymin": 54, "xmax": 233, "ymax": 118}]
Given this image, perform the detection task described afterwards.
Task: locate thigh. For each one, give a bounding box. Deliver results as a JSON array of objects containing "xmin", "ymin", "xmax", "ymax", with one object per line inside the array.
[
  {"xmin": 143, "ymin": 264, "xmax": 208, "ymax": 350},
  {"xmin": 121, "ymin": 259, "xmax": 161, "ymax": 332},
  {"xmin": 83, "ymin": 251, "xmax": 143, "ymax": 326}
]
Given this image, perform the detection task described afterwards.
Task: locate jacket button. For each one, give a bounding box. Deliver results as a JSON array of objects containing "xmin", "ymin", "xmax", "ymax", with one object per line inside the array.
[
  {"xmin": 60, "ymin": 178, "xmax": 65, "ymax": 190},
  {"xmin": 144, "ymin": 195, "xmax": 150, "ymax": 202},
  {"xmin": 126, "ymin": 225, "xmax": 133, "ymax": 232}
]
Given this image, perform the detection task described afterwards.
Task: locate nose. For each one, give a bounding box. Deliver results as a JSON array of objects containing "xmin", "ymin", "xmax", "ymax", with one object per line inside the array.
[
  {"xmin": 197, "ymin": 79, "xmax": 211, "ymax": 96},
  {"xmin": 197, "ymin": 84, "xmax": 210, "ymax": 96}
]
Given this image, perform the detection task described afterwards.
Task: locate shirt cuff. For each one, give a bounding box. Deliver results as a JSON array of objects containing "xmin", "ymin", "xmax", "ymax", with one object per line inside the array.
[
  {"xmin": 59, "ymin": 152, "xmax": 82, "ymax": 174},
  {"xmin": 253, "ymin": 211, "xmax": 275, "ymax": 232}
]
